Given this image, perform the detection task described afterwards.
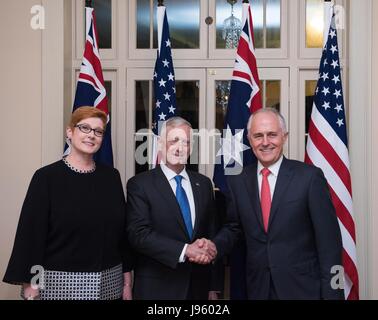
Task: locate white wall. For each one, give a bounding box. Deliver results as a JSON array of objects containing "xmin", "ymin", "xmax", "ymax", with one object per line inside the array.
[
  {"xmin": 369, "ymin": 0, "xmax": 378, "ymax": 300},
  {"xmin": 0, "ymin": 0, "xmax": 66, "ymax": 299},
  {"xmin": 0, "ymin": 0, "xmax": 43, "ymax": 299}
]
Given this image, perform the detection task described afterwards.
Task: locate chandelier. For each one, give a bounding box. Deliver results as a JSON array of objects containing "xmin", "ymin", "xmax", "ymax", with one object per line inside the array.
[{"xmin": 222, "ymin": 0, "xmax": 242, "ymax": 49}]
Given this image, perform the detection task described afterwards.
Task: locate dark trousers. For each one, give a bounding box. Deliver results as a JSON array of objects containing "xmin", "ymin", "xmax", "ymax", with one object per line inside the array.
[{"xmin": 268, "ymin": 275, "xmax": 278, "ymax": 300}]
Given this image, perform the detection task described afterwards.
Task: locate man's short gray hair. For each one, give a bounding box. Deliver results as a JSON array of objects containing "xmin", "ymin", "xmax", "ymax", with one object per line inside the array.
[
  {"xmin": 159, "ymin": 116, "xmax": 192, "ymax": 138},
  {"xmin": 247, "ymin": 107, "xmax": 287, "ymax": 134}
]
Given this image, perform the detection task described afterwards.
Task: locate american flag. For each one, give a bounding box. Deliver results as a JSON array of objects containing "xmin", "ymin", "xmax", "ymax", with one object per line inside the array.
[
  {"xmin": 213, "ymin": 2, "xmax": 262, "ymax": 193},
  {"xmin": 65, "ymin": 5, "xmax": 113, "ymax": 167},
  {"xmin": 151, "ymin": 5, "xmax": 177, "ymax": 166},
  {"xmin": 305, "ymin": 11, "xmax": 359, "ymax": 300},
  {"xmin": 213, "ymin": 2, "xmax": 262, "ymax": 300}
]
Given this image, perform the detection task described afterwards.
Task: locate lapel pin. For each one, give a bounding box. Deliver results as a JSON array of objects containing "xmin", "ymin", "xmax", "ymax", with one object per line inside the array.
[{"xmin": 195, "ymin": 182, "xmax": 200, "ymax": 187}]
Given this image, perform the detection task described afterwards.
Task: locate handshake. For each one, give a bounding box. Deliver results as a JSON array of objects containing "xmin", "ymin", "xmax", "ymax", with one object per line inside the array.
[{"xmin": 185, "ymin": 238, "xmax": 217, "ymax": 265}]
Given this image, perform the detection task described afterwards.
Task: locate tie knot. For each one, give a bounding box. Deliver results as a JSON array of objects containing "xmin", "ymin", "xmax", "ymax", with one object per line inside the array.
[
  {"xmin": 261, "ymin": 168, "xmax": 271, "ymax": 177},
  {"xmin": 174, "ymin": 175, "xmax": 183, "ymax": 185}
]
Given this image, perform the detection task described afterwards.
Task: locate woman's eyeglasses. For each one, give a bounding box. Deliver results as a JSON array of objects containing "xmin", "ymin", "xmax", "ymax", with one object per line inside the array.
[{"xmin": 75, "ymin": 124, "xmax": 105, "ymax": 137}]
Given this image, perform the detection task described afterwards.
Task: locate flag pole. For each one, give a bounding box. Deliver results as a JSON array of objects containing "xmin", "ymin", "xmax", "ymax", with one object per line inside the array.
[
  {"xmin": 242, "ymin": 0, "xmax": 249, "ymax": 22},
  {"xmin": 323, "ymin": 0, "xmax": 333, "ymax": 47},
  {"xmin": 85, "ymin": 0, "xmax": 92, "ymax": 8},
  {"xmin": 157, "ymin": 2, "xmax": 165, "ymax": 55}
]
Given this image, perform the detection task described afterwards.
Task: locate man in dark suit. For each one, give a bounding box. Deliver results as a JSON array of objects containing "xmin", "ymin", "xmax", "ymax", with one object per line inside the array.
[
  {"xmin": 126, "ymin": 117, "xmax": 221, "ymax": 300},
  {"xmin": 212, "ymin": 107, "xmax": 344, "ymax": 300}
]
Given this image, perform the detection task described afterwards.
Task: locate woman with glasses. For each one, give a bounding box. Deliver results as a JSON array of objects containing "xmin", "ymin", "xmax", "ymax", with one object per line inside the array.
[{"xmin": 3, "ymin": 106, "xmax": 133, "ymax": 300}]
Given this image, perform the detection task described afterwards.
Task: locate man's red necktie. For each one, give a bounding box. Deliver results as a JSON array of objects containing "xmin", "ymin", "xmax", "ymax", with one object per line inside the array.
[{"xmin": 261, "ymin": 168, "xmax": 271, "ymax": 232}]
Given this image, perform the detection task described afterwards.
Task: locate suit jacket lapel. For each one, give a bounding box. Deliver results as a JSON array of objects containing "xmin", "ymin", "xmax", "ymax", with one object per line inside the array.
[
  {"xmin": 187, "ymin": 171, "xmax": 201, "ymax": 240},
  {"xmin": 243, "ymin": 164, "xmax": 265, "ymax": 231},
  {"xmin": 269, "ymin": 157, "xmax": 294, "ymax": 229},
  {"xmin": 153, "ymin": 166, "xmax": 189, "ymax": 238}
]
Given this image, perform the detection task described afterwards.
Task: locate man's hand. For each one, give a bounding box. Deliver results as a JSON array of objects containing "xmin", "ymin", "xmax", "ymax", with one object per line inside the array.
[{"xmin": 185, "ymin": 238, "xmax": 217, "ymax": 264}]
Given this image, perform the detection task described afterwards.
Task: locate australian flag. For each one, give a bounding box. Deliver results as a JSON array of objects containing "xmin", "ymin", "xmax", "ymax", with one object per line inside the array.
[
  {"xmin": 151, "ymin": 5, "xmax": 177, "ymax": 165},
  {"xmin": 213, "ymin": 2, "xmax": 262, "ymax": 300},
  {"xmin": 213, "ymin": 3, "xmax": 262, "ymax": 193},
  {"xmin": 66, "ymin": 5, "xmax": 113, "ymax": 167}
]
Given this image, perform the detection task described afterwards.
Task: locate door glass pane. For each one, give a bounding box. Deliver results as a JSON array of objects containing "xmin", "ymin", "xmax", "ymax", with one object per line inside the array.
[
  {"xmin": 93, "ymin": 0, "xmax": 112, "ymax": 49},
  {"xmin": 252, "ymin": 0, "xmax": 264, "ymax": 49},
  {"xmin": 215, "ymin": 79, "xmax": 280, "ymax": 127},
  {"xmin": 215, "ymin": 0, "xmax": 279, "ymax": 49},
  {"xmin": 266, "ymin": 0, "xmax": 281, "ymax": 48},
  {"xmin": 215, "ymin": 80, "xmax": 231, "ymax": 131},
  {"xmin": 216, "ymin": 0, "xmax": 264, "ymax": 49},
  {"xmin": 137, "ymin": 0, "xmax": 200, "ymax": 49},
  {"xmin": 137, "ymin": 0, "xmax": 151, "ymax": 49},
  {"xmin": 216, "ymin": 0, "xmax": 243, "ymax": 49},
  {"xmin": 136, "ymin": 81, "xmax": 150, "ymax": 131},
  {"xmin": 135, "ymin": 135, "xmax": 149, "ymax": 174},
  {"xmin": 260, "ymin": 80, "xmax": 265, "ymax": 108},
  {"xmin": 305, "ymin": 80, "xmax": 317, "ymax": 144},
  {"xmin": 176, "ymin": 81, "xmax": 199, "ymax": 129},
  {"xmin": 306, "ymin": 0, "xmax": 324, "ymax": 48},
  {"xmin": 265, "ymin": 80, "xmax": 280, "ymax": 111},
  {"xmin": 135, "ymin": 81, "xmax": 150, "ymax": 174},
  {"xmin": 153, "ymin": 0, "xmax": 200, "ymax": 49}
]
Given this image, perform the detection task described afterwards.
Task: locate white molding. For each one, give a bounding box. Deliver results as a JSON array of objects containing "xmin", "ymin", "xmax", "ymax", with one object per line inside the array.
[
  {"xmin": 369, "ymin": 0, "xmax": 378, "ymax": 300},
  {"xmin": 349, "ymin": 0, "xmax": 372, "ymax": 299},
  {"xmin": 41, "ymin": 0, "xmax": 66, "ymax": 165}
]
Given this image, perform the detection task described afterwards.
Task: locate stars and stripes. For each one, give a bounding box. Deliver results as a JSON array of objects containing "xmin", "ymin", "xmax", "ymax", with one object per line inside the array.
[
  {"xmin": 305, "ymin": 10, "xmax": 359, "ymax": 300},
  {"xmin": 66, "ymin": 6, "xmax": 113, "ymax": 167},
  {"xmin": 151, "ymin": 5, "xmax": 177, "ymax": 166}
]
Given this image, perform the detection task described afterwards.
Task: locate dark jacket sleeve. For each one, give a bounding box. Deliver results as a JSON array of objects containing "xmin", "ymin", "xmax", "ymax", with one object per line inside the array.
[
  {"xmin": 126, "ymin": 177, "xmax": 185, "ymax": 269},
  {"xmin": 308, "ymin": 167, "xmax": 344, "ymax": 300},
  {"xmin": 213, "ymin": 176, "xmax": 242, "ymax": 259},
  {"xmin": 207, "ymin": 179, "xmax": 225, "ymax": 292},
  {"xmin": 113, "ymin": 170, "xmax": 134, "ymax": 274},
  {"xmin": 3, "ymin": 169, "xmax": 50, "ymax": 284}
]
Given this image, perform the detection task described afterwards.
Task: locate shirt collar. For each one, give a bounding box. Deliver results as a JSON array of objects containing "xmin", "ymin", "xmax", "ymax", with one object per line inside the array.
[
  {"xmin": 160, "ymin": 163, "xmax": 189, "ymax": 182},
  {"xmin": 257, "ymin": 155, "xmax": 284, "ymax": 178}
]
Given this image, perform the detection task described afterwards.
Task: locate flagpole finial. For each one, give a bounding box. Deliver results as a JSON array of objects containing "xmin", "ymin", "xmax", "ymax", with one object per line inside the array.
[
  {"xmin": 85, "ymin": 0, "xmax": 92, "ymax": 8},
  {"xmin": 158, "ymin": 0, "xmax": 164, "ymax": 6}
]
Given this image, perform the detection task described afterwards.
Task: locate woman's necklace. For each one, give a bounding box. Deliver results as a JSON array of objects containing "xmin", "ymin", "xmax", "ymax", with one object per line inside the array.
[{"xmin": 62, "ymin": 157, "xmax": 96, "ymax": 174}]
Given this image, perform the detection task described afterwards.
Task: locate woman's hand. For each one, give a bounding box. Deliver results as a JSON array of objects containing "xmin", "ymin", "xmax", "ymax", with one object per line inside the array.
[
  {"xmin": 122, "ymin": 272, "xmax": 133, "ymax": 300},
  {"xmin": 22, "ymin": 283, "xmax": 40, "ymax": 300}
]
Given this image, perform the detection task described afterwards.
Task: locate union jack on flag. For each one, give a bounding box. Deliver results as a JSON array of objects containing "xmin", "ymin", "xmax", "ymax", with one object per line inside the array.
[
  {"xmin": 151, "ymin": 5, "xmax": 177, "ymax": 166},
  {"xmin": 213, "ymin": 2, "xmax": 262, "ymax": 193},
  {"xmin": 305, "ymin": 9, "xmax": 359, "ymax": 300},
  {"xmin": 65, "ymin": 5, "xmax": 113, "ymax": 167},
  {"xmin": 213, "ymin": 2, "xmax": 262, "ymax": 300}
]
